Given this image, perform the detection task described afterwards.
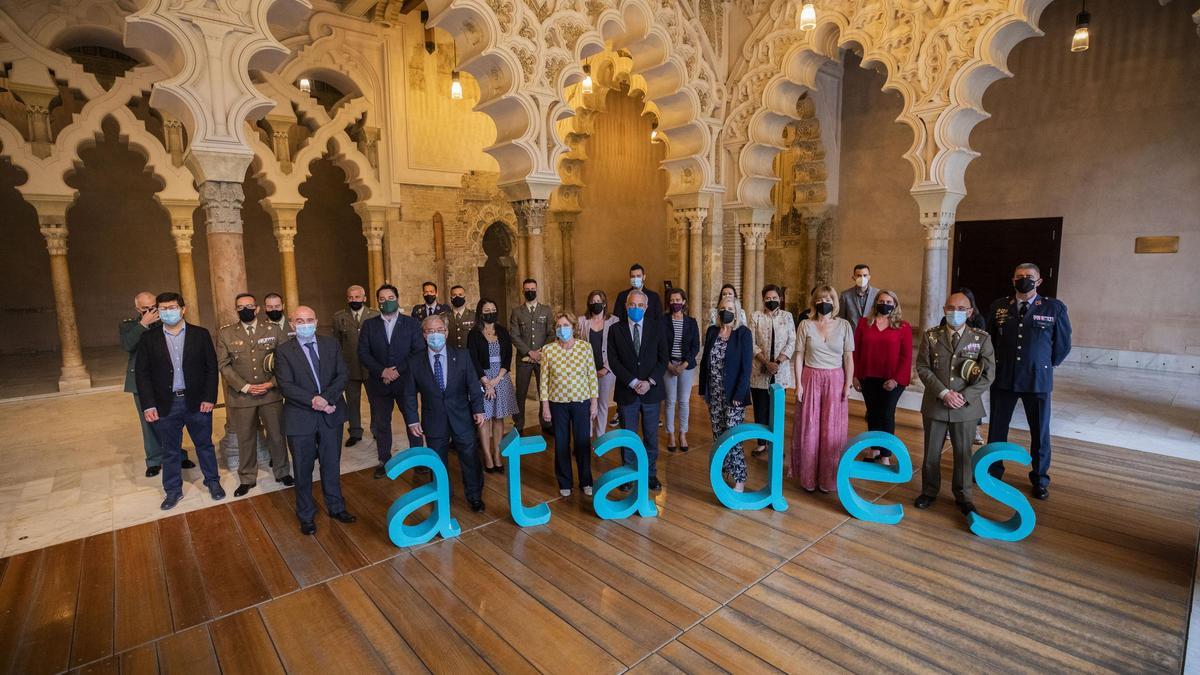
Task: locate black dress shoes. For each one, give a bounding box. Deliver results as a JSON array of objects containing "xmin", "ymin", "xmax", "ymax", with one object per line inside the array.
[
  {"xmin": 648, "ymin": 477, "xmax": 662, "ymax": 491},
  {"xmin": 469, "ymin": 498, "xmax": 485, "ymax": 513},
  {"xmin": 373, "ymin": 464, "xmax": 386, "ymax": 479},
  {"xmin": 234, "ymin": 483, "xmax": 255, "ymax": 498},
  {"xmin": 300, "ymin": 521, "xmax": 316, "ymax": 535},
  {"xmin": 914, "ymin": 495, "xmax": 934, "ymax": 509},
  {"xmin": 679, "ymin": 445, "xmax": 689, "ymax": 454},
  {"xmin": 280, "ymin": 475, "xmax": 295, "ymax": 487},
  {"xmin": 1032, "ymin": 485, "xmax": 1049, "ymax": 500},
  {"xmin": 958, "ymin": 501, "xmax": 977, "ymax": 515},
  {"xmin": 160, "ymin": 493, "xmax": 183, "ymax": 510},
  {"xmin": 330, "ymin": 511, "xmax": 357, "ymax": 523},
  {"xmin": 667, "ymin": 446, "xmax": 677, "ymax": 453},
  {"xmin": 180, "ymin": 458, "xmax": 196, "ymax": 469},
  {"xmin": 346, "ymin": 437, "xmax": 361, "ymax": 447},
  {"xmin": 145, "ymin": 465, "xmax": 161, "ymax": 478},
  {"xmin": 209, "ymin": 484, "xmax": 226, "ymax": 500}
]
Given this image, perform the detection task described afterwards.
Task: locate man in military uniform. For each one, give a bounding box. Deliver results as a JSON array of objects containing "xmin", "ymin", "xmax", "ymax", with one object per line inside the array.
[
  {"xmin": 332, "ymin": 284, "xmax": 379, "ymax": 446},
  {"xmin": 914, "ymin": 291, "xmax": 995, "ymax": 518},
  {"xmin": 121, "ymin": 291, "xmax": 193, "ymax": 477},
  {"xmin": 263, "ymin": 292, "xmax": 293, "ymax": 342},
  {"xmin": 985, "ymin": 262, "xmax": 1072, "ymax": 500},
  {"xmin": 445, "ymin": 284, "xmax": 475, "ymax": 349},
  {"xmin": 509, "ymin": 278, "xmax": 553, "ymax": 433},
  {"xmin": 411, "ymin": 281, "xmax": 448, "ymax": 321},
  {"xmin": 217, "ymin": 293, "xmax": 294, "ymax": 496}
]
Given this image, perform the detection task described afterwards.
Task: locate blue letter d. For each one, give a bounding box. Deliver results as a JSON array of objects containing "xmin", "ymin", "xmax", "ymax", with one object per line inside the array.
[{"xmin": 709, "ymin": 383, "xmax": 788, "ymax": 511}]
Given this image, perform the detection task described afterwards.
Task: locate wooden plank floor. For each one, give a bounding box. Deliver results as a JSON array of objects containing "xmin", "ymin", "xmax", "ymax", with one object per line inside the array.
[{"xmin": 2, "ymin": 399, "xmax": 1198, "ymax": 674}]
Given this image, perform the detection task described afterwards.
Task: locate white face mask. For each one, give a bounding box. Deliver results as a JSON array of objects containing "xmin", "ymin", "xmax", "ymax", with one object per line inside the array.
[{"xmin": 855, "ymin": 276, "xmax": 869, "ymax": 289}]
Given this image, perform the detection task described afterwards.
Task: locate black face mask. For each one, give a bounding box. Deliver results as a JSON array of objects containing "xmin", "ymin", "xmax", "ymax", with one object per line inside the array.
[
  {"xmin": 764, "ymin": 300, "xmax": 780, "ymax": 311},
  {"xmin": 481, "ymin": 312, "xmax": 498, "ymax": 324},
  {"xmin": 669, "ymin": 303, "xmax": 685, "ymax": 314},
  {"xmin": 348, "ymin": 301, "xmax": 364, "ymax": 311},
  {"xmin": 589, "ymin": 302, "xmax": 605, "ymax": 315},
  {"xmin": 719, "ymin": 310, "xmax": 735, "ymax": 325},
  {"xmin": 524, "ymin": 290, "xmax": 537, "ymax": 302},
  {"xmin": 266, "ymin": 310, "xmax": 284, "ymax": 322},
  {"xmin": 423, "ymin": 294, "xmax": 437, "ymax": 306},
  {"xmin": 815, "ymin": 302, "xmax": 834, "ymax": 316},
  {"xmin": 875, "ymin": 303, "xmax": 894, "ymax": 316},
  {"xmin": 1014, "ymin": 277, "xmax": 1037, "ymax": 294},
  {"xmin": 237, "ymin": 307, "xmax": 257, "ymax": 323},
  {"xmin": 450, "ymin": 296, "xmax": 466, "ymax": 308}
]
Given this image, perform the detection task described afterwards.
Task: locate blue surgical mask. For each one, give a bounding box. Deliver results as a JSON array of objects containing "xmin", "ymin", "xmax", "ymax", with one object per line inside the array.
[
  {"xmin": 945, "ymin": 310, "xmax": 967, "ymax": 327},
  {"xmin": 159, "ymin": 309, "xmax": 182, "ymax": 326},
  {"xmin": 556, "ymin": 326, "xmax": 573, "ymax": 342},
  {"xmin": 630, "ymin": 277, "xmax": 644, "ymax": 289},
  {"xmin": 295, "ymin": 323, "xmax": 317, "ymax": 339},
  {"xmin": 426, "ymin": 332, "xmax": 446, "ymax": 351},
  {"xmin": 627, "ymin": 306, "xmax": 646, "ymax": 322}
]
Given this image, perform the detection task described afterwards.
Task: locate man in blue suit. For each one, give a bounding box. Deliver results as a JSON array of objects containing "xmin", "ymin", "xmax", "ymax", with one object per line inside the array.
[
  {"xmin": 985, "ymin": 263, "xmax": 1072, "ymax": 500},
  {"xmin": 404, "ymin": 314, "xmax": 487, "ymax": 512},
  {"xmin": 275, "ymin": 305, "xmax": 356, "ymax": 535},
  {"xmin": 358, "ymin": 284, "xmax": 426, "ymax": 478}
]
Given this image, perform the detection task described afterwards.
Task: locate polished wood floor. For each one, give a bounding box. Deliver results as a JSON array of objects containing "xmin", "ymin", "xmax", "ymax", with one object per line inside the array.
[{"xmin": 1, "ymin": 400, "xmax": 1197, "ymax": 674}]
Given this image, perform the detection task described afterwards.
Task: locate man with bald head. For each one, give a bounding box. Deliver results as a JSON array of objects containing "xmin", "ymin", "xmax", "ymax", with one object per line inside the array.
[
  {"xmin": 275, "ymin": 305, "xmax": 356, "ymax": 535},
  {"xmin": 332, "ymin": 284, "xmax": 379, "ymax": 446},
  {"xmin": 121, "ymin": 291, "xmax": 192, "ymax": 477}
]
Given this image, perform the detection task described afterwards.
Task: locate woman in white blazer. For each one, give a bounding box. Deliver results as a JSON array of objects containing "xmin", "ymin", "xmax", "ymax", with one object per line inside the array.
[{"xmin": 578, "ymin": 289, "xmax": 620, "ymax": 437}]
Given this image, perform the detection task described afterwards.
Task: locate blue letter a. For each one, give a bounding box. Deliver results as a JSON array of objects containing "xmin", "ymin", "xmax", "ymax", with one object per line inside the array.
[
  {"xmin": 709, "ymin": 383, "xmax": 788, "ymax": 511},
  {"xmin": 384, "ymin": 446, "xmax": 461, "ymax": 547},
  {"xmin": 970, "ymin": 443, "xmax": 1037, "ymax": 541},
  {"xmin": 500, "ymin": 429, "xmax": 551, "ymax": 527},
  {"xmin": 836, "ymin": 431, "xmax": 913, "ymax": 524},
  {"xmin": 591, "ymin": 429, "xmax": 657, "ymax": 520}
]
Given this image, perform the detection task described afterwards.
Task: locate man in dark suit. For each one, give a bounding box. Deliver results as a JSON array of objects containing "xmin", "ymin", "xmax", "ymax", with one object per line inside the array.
[
  {"xmin": 358, "ymin": 284, "xmax": 426, "ymax": 478},
  {"xmin": 613, "ymin": 263, "xmax": 663, "ymax": 322},
  {"xmin": 274, "ymin": 305, "xmax": 357, "ymax": 535},
  {"xmin": 404, "ymin": 313, "xmax": 487, "ymax": 512},
  {"xmin": 608, "ymin": 289, "xmax": 670, "ymax": 490},
  {"xmin": 411, "ymin": 280, "xmax": 449, "ymax": 321},
  {"xmin": 134, "ymin": 292, "xmax": 223, "ymax": 510}
]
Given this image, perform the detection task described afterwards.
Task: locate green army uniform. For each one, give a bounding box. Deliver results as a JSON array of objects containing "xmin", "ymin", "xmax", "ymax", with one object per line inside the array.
[
  {"xmin": 332, "ymin": 305, "xmax": 380, "ymax": 441},
  {"xmin": 216, "ymin": 320, "xmax": 291, "ymax": 485}
]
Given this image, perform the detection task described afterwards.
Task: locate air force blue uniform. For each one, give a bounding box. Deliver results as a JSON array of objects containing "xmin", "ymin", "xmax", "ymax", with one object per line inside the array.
[{"xmin": 985, "ymin": 294, "xmax": 1072, "ymax": 488}]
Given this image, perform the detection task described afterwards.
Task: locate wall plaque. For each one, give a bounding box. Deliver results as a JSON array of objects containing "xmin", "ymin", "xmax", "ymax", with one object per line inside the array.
[{"xmin": 1134, "ymin": 236, "xmax": 1179, "ymax": 254}]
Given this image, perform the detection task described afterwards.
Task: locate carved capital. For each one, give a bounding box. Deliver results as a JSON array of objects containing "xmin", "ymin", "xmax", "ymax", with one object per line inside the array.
[
  {"xmin": 171, "ymin": 223, "xmax": 195, "ymax": 253},
  {"xmin": 273, "ymin": 222, "xmax": 298, "ymax": 252},
  {"xmin": 39, "ymin": 221, "xmax": 69, "ymax": 256},
  {"xmin": 513, "ymin": 199, "xmax": 549, "ymax": 236},
  {"xmin": 676, "ymin": 207, "xmax": 708, "ymax": 232},
  {"xmin": 739, "ymin": 223, "xmax": 770, "ymax": 249},
  {"xmin": 199, "ymin": 181, "xmax": 245, "ymax": 235}
]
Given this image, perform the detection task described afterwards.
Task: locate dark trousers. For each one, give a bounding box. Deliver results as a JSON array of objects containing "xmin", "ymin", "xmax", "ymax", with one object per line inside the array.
[
  {"xmin": 288, "ymin": 424, "xmax": 345, "ymax": 523},
  {"xmin": 428, "ymin": 431, "xmax": 484, "ymax": 501},
  {"xmin": 987, "ymin": 387, "xmax": 1052, "ymax": 488},
  {"xmin": 921, "ymin": 417, "xmax": 976, "ymax": 503},
  {"xmin": 860, "ymin": 378, "xmax": 906, "ymax": 457},
  {"xmin": 367, "ymin": 386, "xmax": 422, "ymax": 463},
  {"xmin": 344, "ymin": 379, "xmax": 365, "ymax": 439},
  {"xmin": 551, "ymin": 401, "xmax": 593, "ymax": 490},
  {"xmin": 750, "ymin": 386, "xmax": 772, "ymax": 446},
  {"xmin": 515, "ymin": 361, "xmax": 551, "ymax": 432},
  {"xmin": 133, "ymin": 392, "xmax": 168, "ymax": 467},
  {"xmin": 619, "ymin": 400, "xmax": 660, "ymax": 478},
  {"xmin": 152, "ymin": 397, "xmax": 219, "ymax": 496}
]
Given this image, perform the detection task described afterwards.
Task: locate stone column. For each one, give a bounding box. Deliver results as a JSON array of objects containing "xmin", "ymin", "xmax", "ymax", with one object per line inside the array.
[
  {"xmin": 739, "ymin": 225, "xmax": 758, "ymax": 304},
  {"xmin": 913, "ymin": 189, "xmax": 963, "ymax": 332},
  {"xmin": 679, "ymin": 208, "xmax": 707, "ymax": 309},
  {"xmin": 516, "ymin": 225, "xmax": 529, "ymax": 288},
  {"xmin": 352, "ymin": 203, "xmax": 388, "ymax": 304},
  {"xmin": 266, "ymin": 204, "xmax": 302, "ymax": 311},
  {"xmin": 200, "ymin": 181, "xmax": 250, "ymax": 328},
  {"xmin": 514, "ymin": 199, "xmax": 549, "ymax": 290},
  {"xmin": 33, "ymin": 197, "xmax": 92, "ymax": 391},
  {"xmin": 163, "ymin": 200, "xmax": 202, "ymax": 325},
  {"xmin": 804, "ymin": 215, "xmax": 819, "ymax": 292},
  {"xmin": 558, "ymin": 215, "xmax": 577, "ymax": 307},
  {"xmin": 816, "ymin": 217, "xmax": 834, "ymax": 288}
]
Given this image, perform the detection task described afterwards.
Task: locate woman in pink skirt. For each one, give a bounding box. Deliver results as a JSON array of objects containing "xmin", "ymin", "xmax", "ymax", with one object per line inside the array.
[{"xmin": 790, "ymin": 286, "xmax": 855, "ymax": 492}]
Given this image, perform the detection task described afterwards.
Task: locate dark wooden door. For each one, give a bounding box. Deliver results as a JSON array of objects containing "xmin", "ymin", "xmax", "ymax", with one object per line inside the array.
[{"xmin": 951, "ymin": 217, "xmax": 1062, "ymax": 312}]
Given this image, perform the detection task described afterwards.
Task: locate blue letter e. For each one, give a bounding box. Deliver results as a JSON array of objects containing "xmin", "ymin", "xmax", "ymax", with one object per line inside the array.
[
  {"xmin": 836, "ymin": 431, "xmax": 912, "ymax": 525},
  {"xmin": 709, "ymin": 383, "xmax": 787, "ymax": 511},
  {"xmin": 384, "ymin": 446, "xmax": 461, "ymax": 547},
  {"xmin": 500, "ymin": 429, "xmax": 551, "ymax": 527},
  {"xmin": 970, "ymin": 443, "xmax": 1037, "ymax": 542},
  {"xmin": 591, "ymin": 429, "xmax": 657, "ymax": 520}
]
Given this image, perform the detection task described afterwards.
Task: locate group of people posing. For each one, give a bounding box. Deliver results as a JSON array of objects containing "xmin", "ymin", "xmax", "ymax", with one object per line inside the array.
[{"xmin": 123, "ymin": 259, "xmax": 1070, "ymax": 534}]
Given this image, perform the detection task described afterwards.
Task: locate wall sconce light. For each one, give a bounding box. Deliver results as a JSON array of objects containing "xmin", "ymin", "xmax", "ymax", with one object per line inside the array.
[
  {"xmin": 451, "ymin": 71, "xmax": 463, "ymax": 100},
  {"xmin": 1071, "ymin": 1, "xmax": 1090, "ymax": 52},
  {"xmin": 298, "ymin": 78, "xmax": 311, "ymax": 93},
  {"xmin": 799, "ymin": 3, "xmax": 817, "ymax": 31},
  {"xmin": 650, "ymin": 120, "xmax": 659, "ymax": 142},
  {"xmin": 582, "ymin": 64, "xmax": 593, "ymax": 95}
]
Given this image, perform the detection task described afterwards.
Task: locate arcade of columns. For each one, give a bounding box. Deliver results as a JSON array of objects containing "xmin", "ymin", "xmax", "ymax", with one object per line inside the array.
[{"xmin": 4, "ymin": 0, "xmax": 1197, "ymax": 390}]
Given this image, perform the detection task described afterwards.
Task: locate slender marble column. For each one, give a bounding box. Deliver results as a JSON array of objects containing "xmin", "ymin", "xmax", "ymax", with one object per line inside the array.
[{"xmin": 35, "ymin": 200, "xmax": 91, "ymax": 391}]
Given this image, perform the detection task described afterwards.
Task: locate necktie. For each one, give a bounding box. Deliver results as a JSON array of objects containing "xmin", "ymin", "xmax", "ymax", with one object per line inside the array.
[
  {"xmin": 304, "ymin": 341, "xmax": 321, "ymax": 392},
  {"xmin": 1019, "ymin": 301, "xmax": 1029, "ymax": 319},
  {"xmin": 951, "ymin": 330, "xmax": 960, "ymax": 351},
  {"xmin": 434, "ymin": 353, "xmax": 445, "ymax": 391},
  {"xmin": 633, "ymin": 323, "xmax": 641, "ymax": 353}
]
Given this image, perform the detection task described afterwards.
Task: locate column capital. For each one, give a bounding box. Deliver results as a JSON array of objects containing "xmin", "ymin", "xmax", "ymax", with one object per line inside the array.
[
  {"xmin": 675, "ymin": 207, "xmax": 708, "ymax": 231},
  {"xmin": 738, "ymin": 222, "xmax": 770, "ymax": 248},
  {"xmin": 513, "ymin": 199, "xmax": 549, "ymax": 236},
  {"xmin": 39, "ymin": 221, "xmax": 69, "ymax": 256},
  {"xmin": 171, "ymin": 223, "xmax": 195, "ymax": 253},
  {"xmin": 273, "ymin": 221, "xmax": 298, "ymax": 252},
  {"xmin": 199, "ymin": 181, "xmax": 245, "ymax": 234},
  {"xmin": 912, "ymin": 187, "xmax": 962, "ymax": 248}
]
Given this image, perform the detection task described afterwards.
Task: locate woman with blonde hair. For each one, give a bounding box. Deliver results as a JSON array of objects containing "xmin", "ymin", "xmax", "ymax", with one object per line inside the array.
[
  {"xmin": 699, "ymin": 294, "xmax": 754, "ymax": 491},
  {"xmin": 852, "ymin": 289, "xmax": 912, "ymax": 466},
  {"xmin": 791, "ymin": 285, "xmax": 855, "ymax": 492},
  {"xmin": 541, "ymin": 311, "xmax": 599, "ymax": 496}
]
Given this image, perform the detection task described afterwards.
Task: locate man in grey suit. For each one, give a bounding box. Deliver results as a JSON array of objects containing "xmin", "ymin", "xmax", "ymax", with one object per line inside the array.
[
  {"xmin": 274, "ymin": 305, "xmax": 357, "ymax": 535},
  {"xmin": 914, "ymin": 291, "xmax": 995, "ymax": 518},
  {"xmin": 509, "ymin": 278, "xmax": 553, "ymax": 433},
  {"xmin": 332, "ymin": 284, "xmax": 379, "ymax": 446},
  {"xmin": 838, "ymin": 264, "xmax": 879, "ymax": 327}
]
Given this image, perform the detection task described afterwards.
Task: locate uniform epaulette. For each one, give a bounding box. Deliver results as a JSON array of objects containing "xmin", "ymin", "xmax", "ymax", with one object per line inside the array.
[
  {"xmin": 219, "ymin": 323, "xmax": 235, "ymax": 330},
  {"xmin": 122, "ymin": 317, "xmax": 136, "ymax": 322}
]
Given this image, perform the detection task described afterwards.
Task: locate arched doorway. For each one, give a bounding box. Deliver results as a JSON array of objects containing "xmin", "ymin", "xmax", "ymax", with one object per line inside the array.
[
  {"xmin": 477, "ymin": 222, "xmax": 515, "ymax": 322},
  {"xmin": 296, "ymin": 156, "xmax": 368, "ymax": 325}
]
